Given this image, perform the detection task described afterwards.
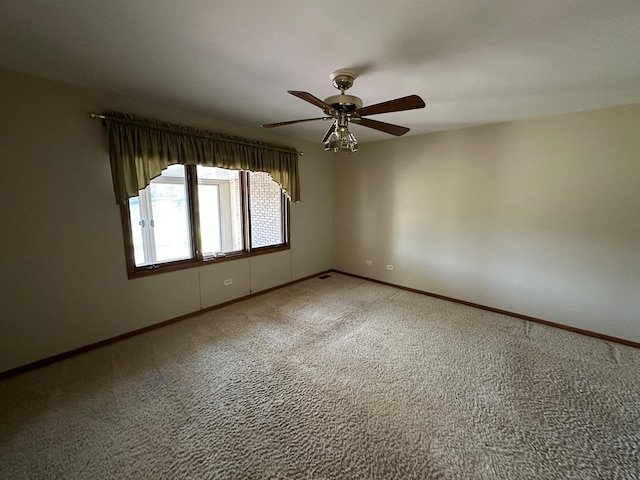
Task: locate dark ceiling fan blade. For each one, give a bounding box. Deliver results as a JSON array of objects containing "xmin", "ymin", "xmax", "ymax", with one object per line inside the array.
[
  {"xmin": 322, "ymin": 123, "xmax": 336, "ymax": 143},
  {"xmin": 261, "ymin": 117, "xmax": 330, "ymax": 128},
  {"xmin": 354, "ymin": 94, "xmax": 425, "ymax": 117},
  {"xmin": 353, "ymin": 117, "xmax": 410, "ymax": 136},
  {"xmin": 288, "ymin": 90, "xmax": 338, "ymax": 115}
]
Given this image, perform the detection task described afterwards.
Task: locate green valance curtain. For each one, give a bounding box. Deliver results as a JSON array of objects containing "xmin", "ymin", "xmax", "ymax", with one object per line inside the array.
[{"xmin": 102, "ymin": 111, "xmax": 300, "ymax": 205}]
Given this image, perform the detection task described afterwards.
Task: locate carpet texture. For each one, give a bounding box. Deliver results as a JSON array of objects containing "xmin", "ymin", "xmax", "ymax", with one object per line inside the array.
[{"xmin": 1, "ymin": 273, "xmax": 639, "ymax": 479}]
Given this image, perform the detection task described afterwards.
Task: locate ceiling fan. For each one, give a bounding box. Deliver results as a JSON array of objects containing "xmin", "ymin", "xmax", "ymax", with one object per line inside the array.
[{"xmin": 261, "ymin": 69, "xmax": 426, "ymax": 153}]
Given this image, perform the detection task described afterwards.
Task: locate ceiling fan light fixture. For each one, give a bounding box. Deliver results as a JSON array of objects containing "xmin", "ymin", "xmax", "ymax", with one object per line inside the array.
[{"xmin": 324, "ymin": 125, "xmax": 358, "ymax": 153}]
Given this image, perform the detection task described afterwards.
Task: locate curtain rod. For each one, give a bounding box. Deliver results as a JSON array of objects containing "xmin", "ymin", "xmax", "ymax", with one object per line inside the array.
[{"xmin": 88, "ymin": 112, "xmax": 304, "ymax": 156}]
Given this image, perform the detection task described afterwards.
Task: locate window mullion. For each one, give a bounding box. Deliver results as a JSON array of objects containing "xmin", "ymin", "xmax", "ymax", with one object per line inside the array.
[
  {"xmin": 186, "ymin": 165, "xmax": 202, "ymax": 261},
  {"xmin": 282, "ymin": 191, "xmax": 289, "ymax": 246},
  {"xmin": 241, "ymin": 171, "xmax": 251, "ymax": 253}
]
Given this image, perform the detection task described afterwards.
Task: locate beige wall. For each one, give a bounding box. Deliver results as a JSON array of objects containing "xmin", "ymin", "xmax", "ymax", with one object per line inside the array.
[
  {"xmin": 334, "ymin": 104, "xmax": 640, "ymax": 343},
  {"xmin": 0, "ymin": 69, "xmax": 333, "ymax": 372}
]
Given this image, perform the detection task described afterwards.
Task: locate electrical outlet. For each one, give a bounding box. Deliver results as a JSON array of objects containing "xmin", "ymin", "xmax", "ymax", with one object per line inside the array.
[
  {"xmin": 223, "ymin": 278, "xmax": 232, "ymax": 286},
  {"xmin": 386, "ymin": 264, "xmax": 394, "ymax": 270},
  {"xmin": 365, "ymin": 260, "xmax": 372, "ymax": 265}
]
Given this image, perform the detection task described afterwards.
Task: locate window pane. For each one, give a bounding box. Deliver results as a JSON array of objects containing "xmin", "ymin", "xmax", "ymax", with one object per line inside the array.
[
  {"xmin": 131, "ymin": 165, "xmax": 192, "ymax": 267},
  {"xmin": 198, "ymin": 183, "xmax": 221, "ymax": 254},
  {"xmin": 250, "ymin": 172, "xmax": 284, "ymax": 248},
  {"xmin": 150, "ymin": 167, "xmax": 192, "ymax": 263},
  {"xmin": 197, "ymin": 166, "xmax": 243, "ymax": 256},
  {"xmin": 128, "ymin": 196, "xmax": 145, "ymax": 266}
]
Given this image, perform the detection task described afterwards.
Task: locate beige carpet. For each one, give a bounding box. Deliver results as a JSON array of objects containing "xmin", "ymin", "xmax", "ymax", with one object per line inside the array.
[{"xmin": 1, "ymin": 273, "xmax": 639, "ymax": 479}]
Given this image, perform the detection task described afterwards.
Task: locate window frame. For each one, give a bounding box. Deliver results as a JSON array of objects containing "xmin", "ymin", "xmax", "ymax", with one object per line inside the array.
[{"xmin": 119, "ymin": 166, "xmax": 290, "ymax": 279}]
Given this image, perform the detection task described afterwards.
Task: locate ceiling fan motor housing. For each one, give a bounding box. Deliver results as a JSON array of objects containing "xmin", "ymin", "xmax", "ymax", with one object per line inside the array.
[
  {"xmin": 325, "ymin": 70, "xmax": 362, "ymax": 115},
  {"xmin": 323, "ymin": 94, "xmax": 363, "ymax": 114}
]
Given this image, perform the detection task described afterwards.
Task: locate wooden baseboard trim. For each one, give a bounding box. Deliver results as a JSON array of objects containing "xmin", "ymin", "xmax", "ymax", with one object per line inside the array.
[
  {"xmin": 0, "ymin": 270, "xmax": 331, "ymax": 380},
  {"xmin": 332, "ymin": 270, "xmax": 640, "ymax": 350},
  {"xmin": 4, "ymin": 268, "xmax": 636, "ymax": 380}
]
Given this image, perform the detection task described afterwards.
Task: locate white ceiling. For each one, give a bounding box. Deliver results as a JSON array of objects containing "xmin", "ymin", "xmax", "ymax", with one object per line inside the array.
[{"xmin": 1, "ymin": 0, "xmax": 640, "ymax": 144}]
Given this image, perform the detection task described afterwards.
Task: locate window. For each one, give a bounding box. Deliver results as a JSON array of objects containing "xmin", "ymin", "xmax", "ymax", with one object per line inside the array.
[
  {"xmin": 122, "ymin": 165, "xmax": 289, "ymax": 277},
  {"xmin": 249, "ymin": 172, "xmax": 285, "ymax": 248},
  {"xmin": 196, "ymin": 166, "xmax": 244, "ymax": 256},
  {"xmin": 128, "ymin": 165, "xmax": 192, "ymax": 266}
]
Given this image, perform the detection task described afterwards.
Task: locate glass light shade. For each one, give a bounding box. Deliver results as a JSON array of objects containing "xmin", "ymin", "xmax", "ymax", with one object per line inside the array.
[{"xmin": 324, "ymin": 127, "xmax": 358, "ymax": 153}]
